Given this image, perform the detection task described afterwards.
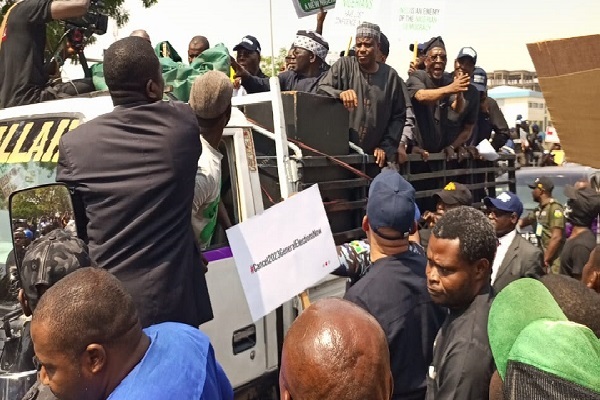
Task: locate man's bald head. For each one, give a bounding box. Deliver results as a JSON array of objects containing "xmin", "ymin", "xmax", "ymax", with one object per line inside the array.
[
  {"xmin": 280, "ymin": 298, "xmax": 393, "ymax": 400},
  {"xmin": 130, "ymin": 29, "xmax": 151, "ymax": 43},
  {"xmin": 188, "ymin": 35, "xmax": 210, "ymax": 63}
]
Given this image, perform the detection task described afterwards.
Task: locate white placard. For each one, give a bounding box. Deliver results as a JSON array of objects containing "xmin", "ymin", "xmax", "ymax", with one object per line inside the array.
[
  {"xmin": 394, "ymin": 0, "xmax": 447, "ymax": 39},
  {"xmin": 226, "ymin": 185, "xmax": 338, "ymax": 321}
]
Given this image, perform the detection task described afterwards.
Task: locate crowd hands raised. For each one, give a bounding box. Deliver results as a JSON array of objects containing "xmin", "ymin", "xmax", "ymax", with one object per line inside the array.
[{"xmin": 2, "ymin": 2, "xmax": 600, "ymax": 399}]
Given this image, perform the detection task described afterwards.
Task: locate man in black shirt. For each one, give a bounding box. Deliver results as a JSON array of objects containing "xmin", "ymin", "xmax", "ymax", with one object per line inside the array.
[
  {"xmin": 56, "ymin": 37, "xmax": 213, "ymax": 328},
  {"xmin": 344, "ymin": 170, "xmax": 445, "ymax": 400},
  {"xmin": 560, "ymin": 185, "xmax": 600, "ymax": 279},
  {"xmin": 0, "ymin": 0, "xmax": 94, "ymax": 108},
  {"xmin": 319, "ymin": 22, "xmax": 406, "ymax": 167},
  {"xmin": 446, "ymin": 47, "xmax": 480, "ymax": 158},
  {"xmin": 469, "ymin": 67, "xmax": 510, "ymax": 150},
  {"xmin": 233, "ymin": 35, "xmax": 266, "ymax": 78},
  {"xmin": 406, "ymin": 37, "xmax": 470, "ymax": 155},
  {"xmin": 425, "ymin": 206, "xmax": 496, "ymax": 400},
  {"xmin": 233, "ymin": 30, "xmax": 329, "ymax": 94}
]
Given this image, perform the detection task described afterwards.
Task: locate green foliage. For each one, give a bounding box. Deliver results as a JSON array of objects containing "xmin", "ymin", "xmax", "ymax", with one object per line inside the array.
[
  {"xmin": 1, "ymin": 0, "xmax": 158, "ymax": 47},
  {"xmin": 11, "ymin": 186, "xmax": 73, "ymax": 222},
  {"xmin": 260, "ymin": 47, "xmax": 289, "ymax": 78}
]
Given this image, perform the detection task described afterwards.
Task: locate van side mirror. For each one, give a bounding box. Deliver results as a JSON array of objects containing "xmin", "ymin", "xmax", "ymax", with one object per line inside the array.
[{"xmin": 8, "ymin": 184, "xmax": 76, "ymax": 274}]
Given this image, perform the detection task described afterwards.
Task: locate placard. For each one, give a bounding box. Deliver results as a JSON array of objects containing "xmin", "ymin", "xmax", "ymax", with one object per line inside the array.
[{"xmin": 226, "ymin": 185, "xmax": 338, "ymax": 321}]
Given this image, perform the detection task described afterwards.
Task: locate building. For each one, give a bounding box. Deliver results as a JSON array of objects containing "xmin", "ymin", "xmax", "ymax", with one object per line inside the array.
[
  {"xmin": 487, "ymin": 86, "xmax": 549, "ymax": 131},
  {"xmin": 488, "ymin": 70, "xmax": 540, "ymax": 92}
]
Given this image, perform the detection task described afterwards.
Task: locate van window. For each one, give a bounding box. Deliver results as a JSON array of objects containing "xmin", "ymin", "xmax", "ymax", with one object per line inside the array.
[{"xmin": 0, "ymin": 114, "xmax": 82, "ymax": 302}]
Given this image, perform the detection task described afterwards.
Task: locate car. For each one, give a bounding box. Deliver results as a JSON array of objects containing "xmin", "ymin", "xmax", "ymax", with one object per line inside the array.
[
  {"xmin": 497, "ymin": 165, "xmax": 600, "ymax": 216},
  {"xmin": 496, "ymin": 165, "xmax": 599, "ymax": 245}
]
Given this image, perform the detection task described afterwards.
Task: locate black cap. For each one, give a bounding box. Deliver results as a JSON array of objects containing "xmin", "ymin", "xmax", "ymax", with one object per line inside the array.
[
  {"xmin": 433, "ymin": 182, "xmax": 473, "ymax": 206},
  {"xmin": 379, "ymin": 32, "xmax": 390, "ymax": 57},
  {"xmin": 20, "ymin": 229, "xmax": 93, "ymax": 311},
  {"xmin": 423, "ymin": 36, "xmax": 445, "ymax": 54},
  {"xmin": 564, "ymin": 186, "xmax": 600, "ymax": 227},
  {"xmin": 233, "ymin": 35, "xmax": 261, "ymax": 54},
  {"xmin": 528, "ymin": 176, "xmax": 554, "ymax": 192}
]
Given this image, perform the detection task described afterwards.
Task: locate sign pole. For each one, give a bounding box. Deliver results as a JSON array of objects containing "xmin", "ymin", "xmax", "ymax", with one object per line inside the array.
[{"xmin": 269, "ymin": 0, "xmax": 277, "ymax": 76}]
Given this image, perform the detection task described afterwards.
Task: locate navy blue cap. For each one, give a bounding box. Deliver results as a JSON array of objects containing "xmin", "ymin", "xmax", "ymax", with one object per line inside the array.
[
  {"xmin": 367, "ymin": 170, "xmax": 416, "ymax": 240},
  {"xmin": 472, "ymin": 67, "xmax": 487, "ymax": 92},
  {"xmin": 457, "ymin": 46, "xmax": 477, "ymax": 64},
  {"xmin": 233, "ymin": 35, "xmax": 261, "ymax": 53},
  {"xmin": 484, "ymin": 191, "xmax": 524, "ymax": 216},
  {"xmin": 409, "ymin": 42, "xmax": 427, "ymax": 54}
]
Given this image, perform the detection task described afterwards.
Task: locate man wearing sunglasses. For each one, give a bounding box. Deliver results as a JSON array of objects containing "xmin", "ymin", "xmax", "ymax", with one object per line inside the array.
[
  {"xmin": 484, "ymin": 191, "xmax": 545, "ymax": 293},
  {"xmin": 406, "ymin": 36, "xmax": 471, "ymax": 157}
]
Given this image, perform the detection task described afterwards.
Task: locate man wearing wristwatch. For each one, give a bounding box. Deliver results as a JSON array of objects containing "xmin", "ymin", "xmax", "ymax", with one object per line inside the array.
[{"xmin": 406, "ymin": 37, "xmax": 472, "ymax": 158}]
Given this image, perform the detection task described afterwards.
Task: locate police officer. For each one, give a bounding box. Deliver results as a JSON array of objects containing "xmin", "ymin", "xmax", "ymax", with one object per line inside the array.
[{"xmin": 519, "ymin": 176, "xmax": 565, "ymax": 273}]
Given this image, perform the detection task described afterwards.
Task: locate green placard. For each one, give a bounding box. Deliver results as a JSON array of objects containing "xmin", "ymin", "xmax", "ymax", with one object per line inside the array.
[{"xmin": 292, "ymin": 0, "xmax": 336, "ymax": 18}]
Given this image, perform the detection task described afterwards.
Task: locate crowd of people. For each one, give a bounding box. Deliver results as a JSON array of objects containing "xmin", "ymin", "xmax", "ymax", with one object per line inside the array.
[{"xmin": 1, "ymin": 0, "xmax": 600, "ymax": 399}]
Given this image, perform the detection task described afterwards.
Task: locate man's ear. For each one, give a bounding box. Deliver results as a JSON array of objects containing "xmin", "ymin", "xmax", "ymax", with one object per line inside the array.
[
  {"xmin": 281, "ymin": 389, "xmax": 292, "ymax": 400},
  {"xmin": 586, "ymin": 270, "xmax": 600, "ymax": 294},
  {"xmin": 409, "ymin": 220, "xmax": 418, "ymax": 235},
  {"xmin": 146, "ymin": 79, "xmax": 162, "ymax": 101},
  {"xmin": 83, "ymin": 344, "xmax": 107, "ymax": 375},
  {"xmin": 362, "ymin": 215, "xmax": 370, "ymax": 234},
  {"xmin": 18, "ymin": 289, "xmax": 32, "ymax": 317},
  {"xmin": 474, "ymin": 258, "xmax": 490, "ymax": 279},
  {"xmin": 309, "ymin": 52, "xmax": 316, "ymax": 63}
]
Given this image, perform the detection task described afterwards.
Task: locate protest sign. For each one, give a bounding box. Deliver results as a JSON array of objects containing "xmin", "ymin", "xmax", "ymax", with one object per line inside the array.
[
  {"xmin": 395, "ymin": 0, "xmax": 446, "ymax": 39},
  {"xmin": 226, "ymin": 185, "xmax": 338, "ymax": 321},
  {"xmin": 292, "ymin": 0, "xmax": 336, "ymax": 18}
]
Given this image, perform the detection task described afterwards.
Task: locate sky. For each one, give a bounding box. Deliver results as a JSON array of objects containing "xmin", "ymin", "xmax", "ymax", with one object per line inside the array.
[{"xmin": 64, "ymin": 0, "xmax": 600, "ymax": 81}]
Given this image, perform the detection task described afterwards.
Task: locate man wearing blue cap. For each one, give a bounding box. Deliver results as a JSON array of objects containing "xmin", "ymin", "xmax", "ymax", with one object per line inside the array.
[
  {"xmin": 344, "ymin": 170, "xmax": 445, "ymax": 400},
  {"xmin": 469, "ymin": 67, "xmax": 510, "ymax": 151},
  {"xmin": 484, "ymin": 192, "xmax": 545, "ymax": 293}
]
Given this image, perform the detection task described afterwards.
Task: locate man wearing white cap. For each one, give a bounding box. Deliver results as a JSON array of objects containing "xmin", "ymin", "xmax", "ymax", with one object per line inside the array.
[{"xmin": 232, "ymin": 30, "xmax": 329, "ymax": 94}]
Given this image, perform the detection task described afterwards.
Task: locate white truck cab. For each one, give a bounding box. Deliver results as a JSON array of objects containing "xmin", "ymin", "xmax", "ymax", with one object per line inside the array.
[{"xmin": 0, "ymin": 89, "xmax": 350, "ymax": 398}]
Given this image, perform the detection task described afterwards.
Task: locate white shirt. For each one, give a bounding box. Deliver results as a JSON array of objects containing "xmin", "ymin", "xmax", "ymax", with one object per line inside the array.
[
  {"xmin": 491, "ymin": 229, "xmax": 517, "ymax": 284},
  {"xmin": 191, "ymin": 136, "xmax": 223, "ymax": 247}
]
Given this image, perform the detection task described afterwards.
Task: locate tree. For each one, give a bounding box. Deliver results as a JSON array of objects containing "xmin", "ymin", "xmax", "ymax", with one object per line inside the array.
[{"xmin": 260, "ymin": 47, "xmax": 289, "ymax": 78}]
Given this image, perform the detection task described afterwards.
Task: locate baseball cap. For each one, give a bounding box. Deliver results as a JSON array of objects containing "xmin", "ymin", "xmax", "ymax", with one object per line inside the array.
[
  {"xmin": 433, "ymin": 182, "xmax": 473, "ymax": 206},
  {"xmin": 456, "ymin": 46, "xmax": 477, "ymax": 63},
  {"xmin": 564, "ymin": 186, "xmax": 600, "ymax": 226},
  {"xmin": 528, "ymin": 176, "xmax": 554, "ymax": 192},
  {"xmin": 484, "ymin": 191, "xmax": 524, "ymax": 216},
  {"xmin": 367, "ymin": 170, "xmax": 416, "ymax": 240},
  {"xmin": 472, "ymin": 67, "xmax": 487, "ymax": 92},
  {"xmin": 20, "ymin": 229, "xmax": 93, "ymax": 310},
  {"xmin": 488, "ymin": 279, "xmax": 600, "ymax": 397},
  {"xmin": 408, "ymin": 42, "xmax": 427, "ymax": 54},
  {"xmin": 233, "ymin": 35, "xmax": 261, "ymax": 54},
  {"xmin": 189, "ymin": 71, "xmax": 233, "ymax": 121}
]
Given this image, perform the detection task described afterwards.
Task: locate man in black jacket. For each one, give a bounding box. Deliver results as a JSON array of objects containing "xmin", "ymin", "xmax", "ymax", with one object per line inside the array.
[
  {"xmin": 344, "ymin": 170, "xmax": 444, "ymax": 400},
  {"xmin": 318, "ymin": 22, "xmax": 406, "ymax": 168},
  {"xmin": 0, "ymin": 0, "xmax": 94, "ymax": 108},
  {"xmin": 56, "ymin": 36, "xmax": 213, "ymax": 328},
  {"xmin": 484, "ymin": 191, "xmax": 544, "ymax": 293},
  {"xmin": 233, "ymin": 30, "xmax": 329, "ymax": 94}
]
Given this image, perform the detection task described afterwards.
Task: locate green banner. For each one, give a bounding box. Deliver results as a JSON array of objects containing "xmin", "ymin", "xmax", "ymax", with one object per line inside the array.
[{"xmin": 292, "ymin": 0, "xmax": 336, "ymax": 18}]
